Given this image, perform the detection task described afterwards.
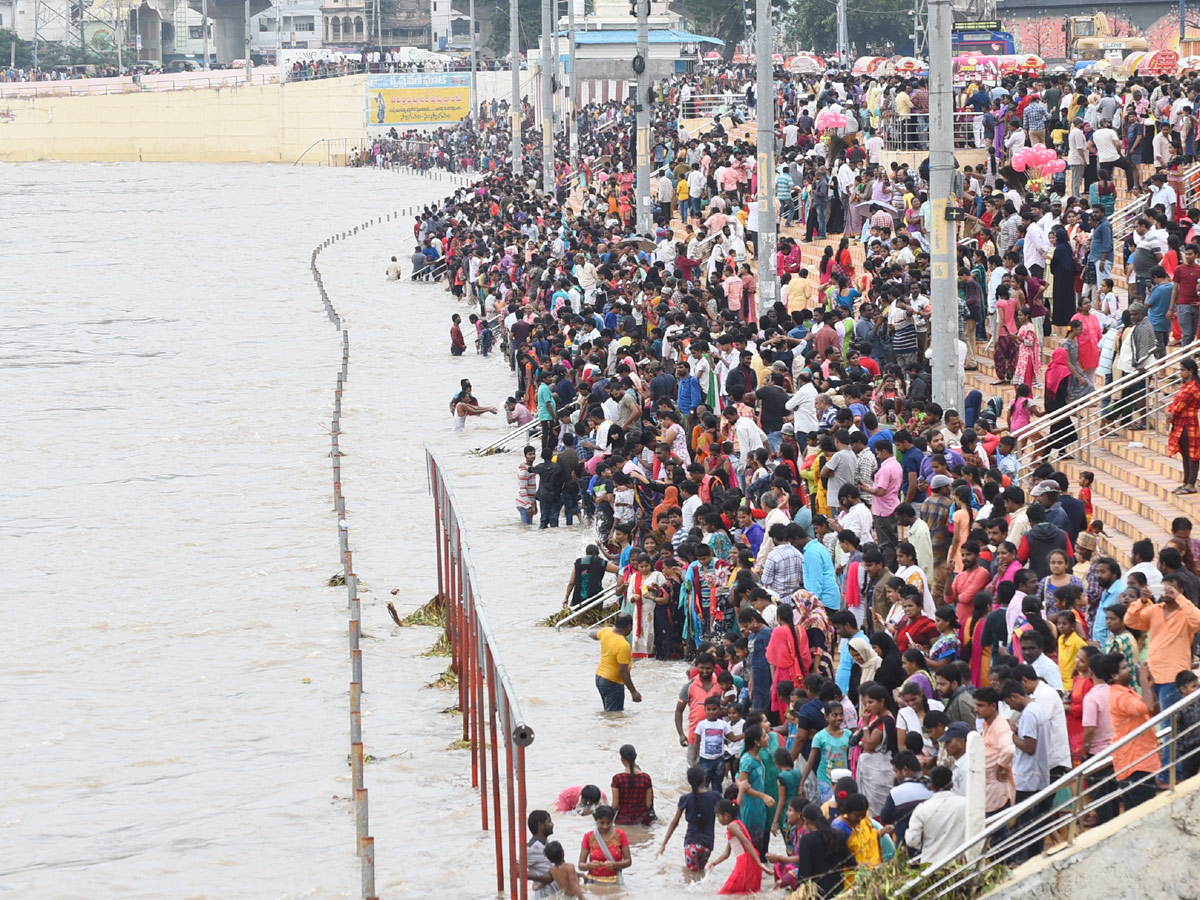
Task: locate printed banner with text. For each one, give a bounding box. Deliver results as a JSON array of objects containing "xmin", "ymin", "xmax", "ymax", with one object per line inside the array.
[{"xmin": 365, "ymin": 73, "xmax": 471, "ymax": 127}]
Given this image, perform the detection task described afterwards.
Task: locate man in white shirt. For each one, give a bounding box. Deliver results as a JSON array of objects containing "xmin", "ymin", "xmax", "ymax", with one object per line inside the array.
[
  {"xmin": 906, "ymin": 765, "xmax": 967, "ymax": 864},
  {"xmin": 1067, "ymin": 117, "xmax": 1088, "ymax": 196},
  {"xmin": 837, "ymin": 486, "xmax": 875, "ymax": 544},
  {"xmin": 864, "ymin": 129, "xmax": 884, "ymax": 165},
  {"xmin": 1018, "ymin": 662, "xmax": 1072, "ymax": 775},
  {"xmin": 1090, "ymin": 117, "xmax": 1123, "ymax": 174},
  {"xmin": 783, "ymin": 120, "xmax": 799, "ymax": 147},
  {"xmin": 1022, "ymin": 214, "xmax": 1050, "ymax": 277},
  {"xmin": 722, "ymin": 404, "xmax": 766, "ymax": 472},
  {"xmin": 1151, "ymin": 174, "xmax": 1177, "ymax": 219},
  {"xmin": 786, "ymin": 371, "xmax": 820, "ymax": 437}
]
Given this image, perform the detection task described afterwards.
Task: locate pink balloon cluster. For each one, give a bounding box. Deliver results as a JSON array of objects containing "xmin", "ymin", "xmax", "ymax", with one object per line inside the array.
[
  {"xmin": 815, "ymin": 109, "xmax": 848, "ymax": 133},
  {"xmin": 1011, "ymin": 143, "xmax": 1067, "ymax": 175}
]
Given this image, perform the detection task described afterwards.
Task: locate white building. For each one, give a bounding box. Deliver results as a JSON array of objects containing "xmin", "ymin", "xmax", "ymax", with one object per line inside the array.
[
  {"xmin": 251, "ymin": 0, "xmax": 323, "ymax": 53},
  {"xmin": 6, "ymin": 0, "xmax": 74, "ymax": 42}
]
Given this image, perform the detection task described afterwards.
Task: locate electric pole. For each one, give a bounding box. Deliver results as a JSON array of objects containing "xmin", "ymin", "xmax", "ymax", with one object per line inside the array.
[
  {"xmin": 33, "ymin": 0, "xmax": 39, "ymax": 73},
  {"xmin": 552, "ymin": 0, "xmax": 559, "ymax": 134},
  {"xmin": 836, "ymin": 0, "xmax": 847, "ymax": 67},
  {"xmin": 755, "ymin": 0, "xmax": 777, "ymax": 309},
  {"xmin": 927, "ymin": 0, "xmax": 963, "ymax": 410},
  {"xmin": 568, "ymin": 0, "xmax": 577, "ymax": 165},
  {"xmin": 541, "ymin": 0, "xmax": 554, "ymax": 193},
  {"xmin": 202, "ymin": 0, "xmax": 209, "ymax": 68},
  {"xmin": 510, "ymin": 0, "xmax": 521, "ymax": 176},
  {"xmin": 634, "ymin": 0, "xmax": 651, "ymax": 235},
  {"xmin": 244, "ymin": 0, "xmax": 252, "ymax": 82},
  {"xmin": 469, "ymin": 0, "xmax": 477, "ymax": 121}
]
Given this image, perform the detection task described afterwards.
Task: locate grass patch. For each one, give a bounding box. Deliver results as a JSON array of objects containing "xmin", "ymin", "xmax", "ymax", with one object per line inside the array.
[
  {"xmin": 427, "ymin": 667, "xmax": 458, "ymax": 689},
  {"xmin": 391, "ymin": 596, "xmax": 446, "ymax": 627},
  {"xmin": 542, "ymin": 603, "xmax": 615, "ymax": 628},
  {"xmin": 421, "ymin": 631, "xmax": 452, "ymax": 657}
]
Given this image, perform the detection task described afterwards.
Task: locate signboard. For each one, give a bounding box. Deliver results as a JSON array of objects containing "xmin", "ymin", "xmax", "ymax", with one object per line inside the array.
[
  {"xmin": 952, "ymin": 20, "xmax": 1000, "ymax": 32},
  {"xmin": 365, "ymin": 73, "xmax": 470, "ymax": 127}
]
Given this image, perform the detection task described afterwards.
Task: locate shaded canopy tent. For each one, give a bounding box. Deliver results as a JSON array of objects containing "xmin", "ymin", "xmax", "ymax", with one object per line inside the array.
[
  {"xmin": 786, "ymin": 52, "xmax": 824, "ymax": 74},
  {"xmin": 851, "ymin": 55, "xmax": 886, "ymax": 75},
  {"xmin": 1180, "ymin": 54, "xmax": 1200, "ymax": 71},
  {"xmin": 1139, "ymin": 49, "xmax": 1179, "ymax": 74},
  {"xmin": 952, "ymin": 54, "xmax": 999, "ymax": 85}
]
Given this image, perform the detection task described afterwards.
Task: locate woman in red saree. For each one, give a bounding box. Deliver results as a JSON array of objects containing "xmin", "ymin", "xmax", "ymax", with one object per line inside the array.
[
  {"xmin": 766, "ymin": 603, "xmax": 812, "ymax": 722},
  {"xmin": 1168, "ymin": 358, "xmax": 1200, "ymax": 494}
]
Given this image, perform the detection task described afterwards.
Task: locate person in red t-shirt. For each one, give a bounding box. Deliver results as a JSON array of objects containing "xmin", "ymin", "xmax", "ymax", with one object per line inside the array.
[{"xmin": 1170, "ymin": 244, "xmax": 1200, "ymax": 345}]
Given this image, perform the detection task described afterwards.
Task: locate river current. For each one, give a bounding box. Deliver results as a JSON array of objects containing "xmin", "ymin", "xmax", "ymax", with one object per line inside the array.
[{"xmin": 3, "ymin": 163, "xmax": 711, "ymax": 899}]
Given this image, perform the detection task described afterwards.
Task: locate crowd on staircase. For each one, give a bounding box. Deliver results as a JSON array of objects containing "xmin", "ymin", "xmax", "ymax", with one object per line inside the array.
[{"xmin": 398, "ymin": 59, "xmax": 1200, "ymax": 897}]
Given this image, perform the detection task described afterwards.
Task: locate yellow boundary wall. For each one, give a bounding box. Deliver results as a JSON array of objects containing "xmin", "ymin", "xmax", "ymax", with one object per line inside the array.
[{"xmin": 0, "ymin": 74, "xmax": 369, "ymax": 164}]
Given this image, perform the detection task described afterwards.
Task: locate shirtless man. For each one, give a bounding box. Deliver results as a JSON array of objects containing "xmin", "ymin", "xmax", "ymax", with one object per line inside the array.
[{"xmin": 450, "ymin": 378, "xmax": 497, "ymax": 431}]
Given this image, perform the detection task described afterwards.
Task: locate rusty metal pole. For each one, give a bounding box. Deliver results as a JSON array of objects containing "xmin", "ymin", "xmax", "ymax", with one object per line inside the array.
[
  {"xmin": 474, "ymin": 614, "xmax": 488, "ymax": 824},
  {"xmin": 355, "ymin": 787, "xmax": 368, "ymax": 856},
  {"xmin": 505, "ymin": 722, "xmax": 518, "ymax": 899},
  {"xmin": 517, "ymin": 742, "xmax": 528, "ymax": 900},
  {"xmin": 488, "ymin": 650, "xmax": 505, "ymax": 892},
  {"xmin": 361, "ymin": 835, "xmax": 375, "ymax": 899},
  {"xmin": 351, "ymin": 741, "xmax": 364, "ymax": 792}
]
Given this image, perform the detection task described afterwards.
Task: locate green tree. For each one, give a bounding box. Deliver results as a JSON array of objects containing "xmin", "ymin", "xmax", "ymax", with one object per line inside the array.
[
  {"xmin": 674, "ymin": 0, "xmax": 747, "ymax": 59},
  {"xmin": 777, "ymin": 0, "xmax": 912, "ymax": 56}
]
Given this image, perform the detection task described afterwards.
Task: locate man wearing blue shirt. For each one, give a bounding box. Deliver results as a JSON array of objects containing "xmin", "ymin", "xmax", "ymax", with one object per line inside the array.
[
  {"xmin": 1090, "ymin": 557, "xmax": 1126, "ymax": 647},
  {"xmin": 832, "ymin": 611, "xmax": 865, "ymax": 694},
  {"xmin": 535, "ymin": 371, "xmax": 557, "ymax": 454},
  {"xmin": 1145, "ymin": 266, "xmax": 1174, "ymax": 354},
  {"xmin": 795, "ymin": 525, "xmax": 841, "ymax": 611},
  {"xmin": 675, "ymin": 361, "xmax": 701, "ymax": 415},
  {"xmin": 1086, "ymin": 205, "xmax": 1113, "ymax": 301}
]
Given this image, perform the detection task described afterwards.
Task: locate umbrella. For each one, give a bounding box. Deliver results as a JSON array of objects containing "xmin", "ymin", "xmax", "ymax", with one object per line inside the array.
[
  {"xmin": 772, "ymin": 53, "xmax": 784, "ymax": 63},
  {"xmin": 851, "ymin": 55, "xmax": 883, "ymax": 75},
  {"xmin": 704, "ymin": 51, "xmax": 721, "ymax": 61},
  {"xmin": 1013, "ymin": 53, "xmax": 1045, "ymax": 73},
  {"xmin": 1141, "ymin": 49, "xmax": 1179, "ymax": 74},
  {"xmin": 894, "ymin": 56, "xmax": 924, "ymax": 73},
  {"xmin": 952, "ymin": 55, "xmax": 999, "ymax": 85},
  {"xmin": 620, "ymin": 237, "xmax": 658, "ymax": 253}
]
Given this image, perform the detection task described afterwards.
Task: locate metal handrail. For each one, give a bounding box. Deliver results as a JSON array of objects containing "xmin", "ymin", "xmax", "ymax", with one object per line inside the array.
[
  {"xmin": 470, "ymin": 399, "xmax": 581, "ymax": 457},
  {"xmin": 909, "ymin": 685, "xmax": 1200, "ymax": 899},
  {"xmin": 1112, "ymin": 161, "xmax": 1200, "ymax": 244},
  {"xmin": 408, "ymin": 258, "xmax": 448, "ymax": 281},
  {"xmin": 553, "ymin": 581, "xmax": 622, "ymax": 629},
  {"xmin": 1012, "ymin": 339, "xmax": 1199, "ymax": 469}
]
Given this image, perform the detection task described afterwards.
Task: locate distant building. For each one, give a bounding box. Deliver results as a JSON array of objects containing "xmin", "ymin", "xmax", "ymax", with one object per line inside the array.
[{"xmin": 319, "ymin": 0, "xmax": 429, "ymax": 49}]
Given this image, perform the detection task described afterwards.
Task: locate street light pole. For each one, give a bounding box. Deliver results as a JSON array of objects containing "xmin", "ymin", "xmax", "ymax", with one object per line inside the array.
[
  {"xmin": 541, "ymin": 0, "xmax": 554, "ymax": 193},
  {"xmin": 469, "ymin": 0, "xmax": 477, "ymax": 120},
  {"xmin": 202, "ymin": 0, "xmax": 209, "ymax": 68},
  {"xmin": 510, "ymin": 0, "xmax": 521, "ymax": 176},
  {"xmin": 568, "ymin": 0, "xmax": 577, "ymax": 166},
  {"xmin": 634, "ymin": 0, "xmax": 651, "ymax": 235},
  {"xmin": 244, "ymin": 0, "xmax": 252, "ymax": 82},
  {"xmin": 755, "ymin": 0, "xmax": 777, "ymax": 310},
  {"xmin": 927, "ymin": 0, "xmax": 962, "ymax": 410}
]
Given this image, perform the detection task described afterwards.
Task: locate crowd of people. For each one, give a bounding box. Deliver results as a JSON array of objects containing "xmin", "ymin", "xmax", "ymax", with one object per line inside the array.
[{"xmin": 397, "ymin": 59, "xmax": 1200, "ymax": 897}]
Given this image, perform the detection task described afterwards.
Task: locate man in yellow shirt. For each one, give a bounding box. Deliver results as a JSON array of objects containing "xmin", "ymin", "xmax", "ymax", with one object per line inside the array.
[{"xmin": 591, "ymin": 613, "xmax": 641, "ymax": 711}]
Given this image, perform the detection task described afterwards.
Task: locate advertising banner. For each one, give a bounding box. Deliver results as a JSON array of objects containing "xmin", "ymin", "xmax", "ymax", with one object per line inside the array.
[{"xmin": 365, "ymin": 73, "xmax": 471, "ymax": 127}]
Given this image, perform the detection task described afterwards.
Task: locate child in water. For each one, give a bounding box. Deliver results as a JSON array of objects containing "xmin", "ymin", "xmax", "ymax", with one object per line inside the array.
[
  {"xmin": 657, "ymin": 765, "xmax": 721, "ymax": 878},
  {"xmin": 539, "ymin": 841, "xmax": 585, "ymax": 899},
  {"xmin": 708, "ymin": 799, "xmax": 767, "ymax": 894}
]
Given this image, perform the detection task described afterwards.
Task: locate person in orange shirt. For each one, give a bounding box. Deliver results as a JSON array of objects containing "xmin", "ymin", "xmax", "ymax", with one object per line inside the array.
[
  {"xmin": 1124, "ymin": 575, "xmax": 1200, "ymax": 712},
  {"xmin": 1102, "ymin": 652, "xmax": 1161, "ymax": 811}
]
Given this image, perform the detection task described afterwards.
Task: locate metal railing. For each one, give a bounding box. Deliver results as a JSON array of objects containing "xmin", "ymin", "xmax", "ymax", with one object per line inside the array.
[
  {"xmin": 470, "ymin": 399, "xmax": 579, "ymax": 457},
  {"xmin": 878, "ymin": 110, "xmax": 980, "ymax": 151},
  {"xmin": 909, "ymin": 685, "xmax": 1200, "ymax": 899},
  {"xmin": 0, "ymin": 69, "xmax": 283, "ymax": 98},
  {"xmin": 310, "ymin": 214, "xmax": 381, "ymax": 898},
  {"xmin": 679, "ymin": 93, "xmax": 743, "ymax": 120},
  {"xmin": 553, "ymin": 581, "xmax": 623, "ymax": 629},
  {"xmin": 1011, "ymin": 339, "xmax": 1199, "ymax": 474},
  {"xmin": 1112, "ymin": 161, "xmax": 1200, "ymax": 245},
  {"xmin": 427, "ymin": 448, "xmax": 534, "ymax": 900}
]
